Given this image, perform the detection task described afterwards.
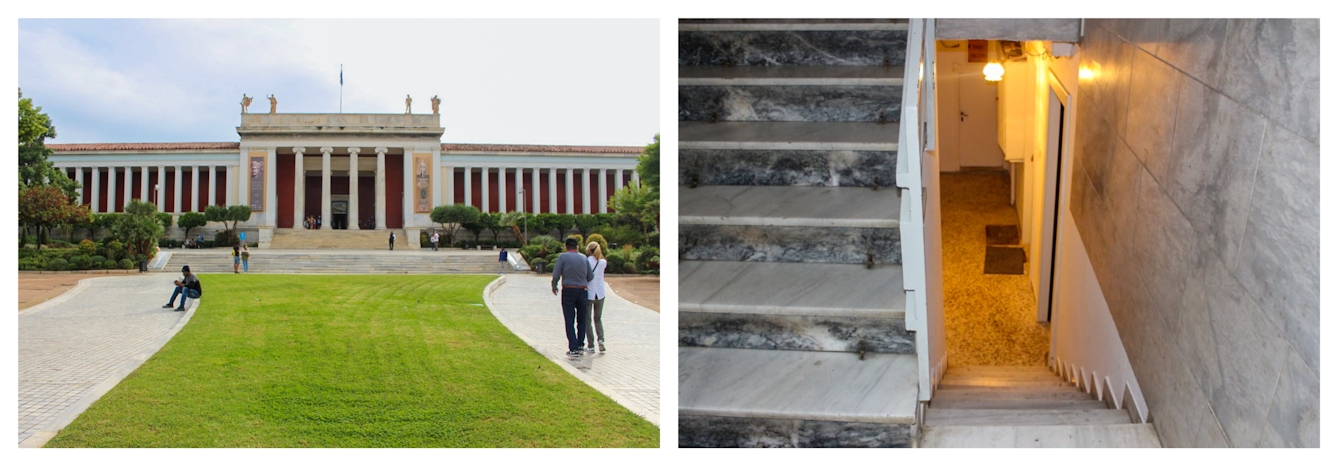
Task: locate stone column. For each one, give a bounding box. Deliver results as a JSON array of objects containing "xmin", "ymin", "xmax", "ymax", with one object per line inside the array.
[
  {"xmin": 173, "ymin": 166, "xmax": 184, "ymax": 214},
  {"xmin": 90, "ymin": 168, "xmax": 100, "ymax": 213},
  {"xmin": 139, "ymin": 165, "xmax": 148, "ymax": 203},
  {"xmin": 463, "ymin": 166, "xmax": 472, "ymax": 208},
  {"xmin": 598, "ymin": 168, "xmax": 608, "ymax": 213},
  {"xmin": 157, "ymin": 166, "xmax": 166, "ymax": 211},
  {"xmin": 514, "ymin": 168, "xmax": 523, "ymax": 211},
  {"xmin": 481, "ymin": 166, "xmax": 491, "ymax": 213},
  {"xmin": 402, "ymin": 150, "xmax": 413, "ymax": 228},
  {"xmin": 348, "ymin": 147, "xmax": 360, "ymax": 229},
  {"xmin": 191, "ymin": 165, "xmax": 201, "ymax": 212},
  {"xmin": 616, "ymin": 168, "xmax": 625, "ymax": 192},
  {"xmin": 531, "ymin": 168, "xmax": 541, "ymax": 214},
  {"xmin": 375, "ymin": 147, "xmax": 387, "ymax": 230},
  {"xmin": 208, "ymin": 166, "xmax": 217, "ymax": 208},
  {"xmin": 293, "ymin": 147, "xmax": 306, "ymax": 228},
  {"xmin": 498, "ymin": 167, "xmax": 507, "ymax": 213},
  {"xmin": 632, "ymin": 170, "xmax": 640, "ymax": 187},
  {"xmin": 444, "ymin": 165, "xmax": 454, "ymax": 205},
  {"xmin": 74, "ymin": 168, "xmax": 84, "ymax": 206},
  {"xmin": 581, "ymin": 169, "xmax": 591, "ymax": 215},
  {"xmin": 321, "ymin": 147, "xmax": 333, "ymax": 229},
  {"xmin": 107, "ymin": 166, "xmax": 119, "ymax": 212},
  {"xmin": 565, "ymin": 169, "xmax": 574, "ymax": 214},
  {"xmin": 122, "ymin": 167, "xmax": 133, "ymax": 210},
  {"xmin": 265, "ymin": 147, "xmax": 278, "ymax": 229},
  {"xmin": 548, "ymin": 168, "xmax": 557, "ymax": 213},
  {"xmin": 226, "ymin": 165, "xmax": 236, "ymax": 206}
]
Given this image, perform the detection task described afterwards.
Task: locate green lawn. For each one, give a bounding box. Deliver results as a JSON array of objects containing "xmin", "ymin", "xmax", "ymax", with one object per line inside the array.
[{"xmin": 47, "ymin": 274, "xmax": 658, "ymax": 447}]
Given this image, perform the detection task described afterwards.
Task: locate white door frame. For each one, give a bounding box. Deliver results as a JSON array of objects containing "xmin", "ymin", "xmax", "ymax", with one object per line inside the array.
[{"xmin": 1037, "ymin": 68, "xmax": 1076, "ymax": 323}]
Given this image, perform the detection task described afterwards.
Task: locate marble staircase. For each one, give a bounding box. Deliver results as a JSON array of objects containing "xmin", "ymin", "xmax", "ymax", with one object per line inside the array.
[
  {"xmin": 161, "ymin": 250, "xmax": 501, "ymax": 275},
  {"xmin": 678, "ymin": 19, "xmax": 915, "ymax": 448},
  {"xmin": 267, "ymin": 228, "xmax": 409, "ymax": 250},
  {"xmin": 919, "ymin": 366, "xmax": 1161, "ymax": 447}
]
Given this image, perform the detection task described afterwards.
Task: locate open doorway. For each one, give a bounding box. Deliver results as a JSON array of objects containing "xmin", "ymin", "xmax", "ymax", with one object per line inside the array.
[{"xmin": 1034, "ymin": 71, "xmax": 1073, "ymax": 323}]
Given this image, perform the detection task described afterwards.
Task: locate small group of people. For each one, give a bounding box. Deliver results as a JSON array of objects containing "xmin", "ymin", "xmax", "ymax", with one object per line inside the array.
[
  {"xmin": 303, "ymin": 215, "xmax": 322, "ymax": 229},
  {"xmin": 551, "ymin": 238, "xmax": 609, "ymax": 356},
  {"xmin": 232, "ymin": 243, "xmax": 250, "ymax": 273}
]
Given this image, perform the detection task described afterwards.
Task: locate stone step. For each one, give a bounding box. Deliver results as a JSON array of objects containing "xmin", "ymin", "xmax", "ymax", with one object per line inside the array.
[
  {"xmin": 680, "ymin": 185, "xmax": 901, "ymax": 265},
  {"xmin": 919, "ymin": 424, "xmax": 1162, "ymax": 448},
  {"xmin": 679, "ymin": 347, "xmax": 917, "ymax": 447},
  {"xmin": 933, "ymin": 388, "xmax": 1098, "ymax": 404},
  {"xmin": 680, "ymin": 66, "xmax": 906, "ymax": 86},
  {"xmin": 930, "ymin": 398, "xmax": 1108, "ymax": 411},
  {"xmin": 949, "ymin": 365, "xmax": 1059, "ymax": 376},
  {"xmin": 680, "ymin": 121, "xmax": 899, "ymax": 152},
  {"xmin": 680, "ymin": 84, "xmax": 902, "ymax": 123},
  {"xmin": 680, "ymin": 148, "xmax": 897, "ymax": 188},
  {"xmin": 924, "ymin": 409, "xmax": 1134, "ymax": 427},
  {"xmin": 679, "ymin": 28, "xmax": 908, "ymax": 67},
  {"xmin": 163, "ymin": 251, "xmax": 505, "ymax": 275},
  {"xmin": 941, "ymin": 373, "xmax": 1069, "ymax": 386},
  {"xmin": 268, "ymin": 229, "xmax": 410, "ymax": 250},
  {"xmin": 679, "ymin": 261, "xmax": 905, "ymax": 318}
]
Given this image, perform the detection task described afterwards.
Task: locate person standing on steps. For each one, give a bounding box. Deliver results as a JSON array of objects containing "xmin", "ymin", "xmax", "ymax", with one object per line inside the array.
[
  {"xmin": 584, "ymin": 242, "xmax": 608, "ymax": 353},
  {"xmin": 431, "ymin": 232, "xmax": 440, "ymax": 251},
  {"xmin": 241, "ymin": 244, "xmax": 251, "ymax": 272},
  {"xmin": 551, "ymin": 237, "xmax": 593, "ymax": 357},
  {"xmin": 498, "ymin": 247, "xmax": 509, "ymax": 274},
  {"xmin": 389, "ymin": 231, "xmax": 396, "ymax": 251},
  {"xmin": 162, "ymin": 265, "xmax": 202, "ymax": 312},
  {"xmin": 232, "ymin": 243, "xmax": 241, "ymax": 273}
]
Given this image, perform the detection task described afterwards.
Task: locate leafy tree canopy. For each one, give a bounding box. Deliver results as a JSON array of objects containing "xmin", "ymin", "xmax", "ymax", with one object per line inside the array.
[
  {"xmin": 18, "ymin": 89, "xmax": 78, "ymax": 196},
  {"xmin": 430, "ymin": 204, "xmax": 481, "ymax": 245},
  {"xmin": 635, "ymin": 133, "xmax": 659, "ymax": 192}
]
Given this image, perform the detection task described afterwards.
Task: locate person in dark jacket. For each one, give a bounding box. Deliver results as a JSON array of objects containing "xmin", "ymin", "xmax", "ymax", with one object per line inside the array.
[
  {"xmin": 389, "ymin": 231, "xmax": 396, "ymax": 251},
  {"xmin": 162, "ymin": 265, "xmax": 202, "ymax": 312},
  {"xmin": 498, "ymin": 248, "xmax": 509, "ymax": 274},
  {"xmin": 551, "ymin": 238, "xmax": 594, "ymax": 356}
]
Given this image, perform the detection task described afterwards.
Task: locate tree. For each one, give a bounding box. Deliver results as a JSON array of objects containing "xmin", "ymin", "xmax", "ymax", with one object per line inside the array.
[
  {"xmin": 19, "ymin": 89, "xmax": 79, "ymax": 196},
  {"xmin": 480, "ymin": 212, "xmax": 505, "ymax": 243},
  {"xmin": 430, "ymin": 204, "xmax": 480, "ymax": 246},
  {"xmin": 635, "ymin": 133, "xmax": 659, "ymax": 192},
  {"xmin": 206, "ymin": 205, "xmax": 250, "ymax": 245},
  {"xmin": 178, "ymin": 212, "xmax": 207, "ymax": 241},
  {"xmin": 499, "ymin": 211, "xmax": 531, "ymax": 244},
  {"xmin": 573, "ymin": 214, "xmax": 601, "ymax": 238},
  {"xmin": 552, "ymin": 214, "xmax": 576, "ymax": 239},
  {"xmin": 609, "ymin": 183, "xmax": 659, "ymax": 245},
  {"xmin": 531, "ymin": 213, "xmax": 559, "ymax": 238},
  {"xmin": 225, "ymin": 205, "xmax": 252, "ymax": 242},
  {"xmin": 109, "ymin": 200, "xmax": 165, "ymax": 258},
  {"xmin": 19, "ymin": 185, "xmax": 89, "ymax": 249}
]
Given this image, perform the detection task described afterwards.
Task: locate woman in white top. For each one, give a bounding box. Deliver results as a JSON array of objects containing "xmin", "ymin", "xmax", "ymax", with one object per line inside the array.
[{"xmin": 584, "ymin": 242, "xmax": 608, "ymax": 352}]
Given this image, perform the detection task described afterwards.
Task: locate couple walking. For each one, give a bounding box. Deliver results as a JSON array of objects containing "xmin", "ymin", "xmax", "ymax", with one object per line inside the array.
[{"xmin": 550, "ymin": 237, "xmax": 609, "ymax": 357}]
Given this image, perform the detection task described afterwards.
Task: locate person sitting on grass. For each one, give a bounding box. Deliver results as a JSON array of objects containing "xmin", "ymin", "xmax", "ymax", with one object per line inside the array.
[{"xmin": 162, "ymin": 265, "xmax": 202, "ymax": 312}]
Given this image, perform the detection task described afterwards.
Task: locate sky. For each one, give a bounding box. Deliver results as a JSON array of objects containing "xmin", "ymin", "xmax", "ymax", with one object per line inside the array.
[{"xmin": 17, "ymin": 19, "xmax": 660, "ymax": 147}]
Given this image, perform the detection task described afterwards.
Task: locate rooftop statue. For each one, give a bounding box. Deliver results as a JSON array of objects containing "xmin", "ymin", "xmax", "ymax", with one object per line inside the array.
[
  {"xmin": 405, "ymin": 94, "xmax": 413, "ymax": 114},
  {"xmin": 241, "ymin": 94, "xmax": 253, "ymax": 113},
  {"xmin": 267, "ymin": 94, "xmax": 278, "ymax": 114},
  {"xmin": 431, "ymin": 95, "xmax": 441, "ymax": 115}
]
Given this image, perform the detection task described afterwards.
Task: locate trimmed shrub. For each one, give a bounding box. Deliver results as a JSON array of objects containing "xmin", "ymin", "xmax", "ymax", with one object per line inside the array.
[
  {"xmin": 19, "ymin": 256, "xmax": 47, "ymax": 270},
  {"xmin": 605, "ymin": 252, "xmax": 627, "ymax": 273},
  {"xmin": 118, "ymin": 258, "xmax": 135, "ymax": 269},
  {"xmin": 47, "ymin": 258, "xmax": 68, "ymax": 271},
  {"xmin": 634, "ymin": 246, "xmax": 660, "ymax": 272},
  {"xmin": 585, "ymin": 233, "xmax": 609, "ymax": 257},
  {"xmin": 78, "ymin": 239, "xmax": 98, "ymax": 256},
  {"xmin": 69, "ymin": 255, "xmax": 92, "ymax": 270},
  {"xmin": 567, "ymin": 234, "xmax": 584, "ymax": 252}
]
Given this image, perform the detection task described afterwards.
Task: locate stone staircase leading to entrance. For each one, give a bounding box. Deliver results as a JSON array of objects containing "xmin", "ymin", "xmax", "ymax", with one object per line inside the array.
[
  {"xmin": 920, "ymin": 366, "xmax": 1161, "ymax": 447},
  {"xmin": 677, "ymin": 19, "xmax": 916, "ymax": 448},
  {"xmin": 267, "ymin": 228, "xmax": 410, "ymax": 250},
  {"xmin": 161, "ymin": 249, "xmax": 503, "ymax": 274}
]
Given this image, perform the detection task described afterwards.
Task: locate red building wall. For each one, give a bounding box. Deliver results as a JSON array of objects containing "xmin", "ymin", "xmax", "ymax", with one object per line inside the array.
[
  {"xmin": 277, "ymin": 155, "xmax": 295, "ymax": 228},
  {"xmin": 385, "ymin": 154, "xmax": 404, "ymax": 229}
]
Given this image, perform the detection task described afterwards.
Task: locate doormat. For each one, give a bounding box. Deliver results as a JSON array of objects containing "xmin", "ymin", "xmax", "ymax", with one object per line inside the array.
[
  {"xmin": 984, "ymin": 246, "xmax": 1026, "ymax": 275},
  {"xmin": 986, "ymin": 225, "xmax": 1020, "ymax": 245}
]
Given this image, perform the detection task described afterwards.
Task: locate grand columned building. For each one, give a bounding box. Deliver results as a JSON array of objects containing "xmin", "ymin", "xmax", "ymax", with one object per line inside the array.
[{"xmin": 47, "ymin": 112, "xmax": 643, "ymax": 248}]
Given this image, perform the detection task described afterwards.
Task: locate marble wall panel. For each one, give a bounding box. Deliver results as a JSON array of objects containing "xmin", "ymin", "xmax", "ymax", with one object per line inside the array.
[
  {"xmin": 1218, "ymin": 19, "xmax": 1321, "ymax": 145},
  {"xmin": 1130, "ymin": 165, "xmax": 1198, "ymax": 332},
  {"xmin": 679, "ymin": 224, "xmax": 902, "ymax": 265},
  {"xmin": 678, "ymin": 85, "xmax": 901, "ymax": 122},
  {"xmin": 1254, "ymin": 350, "xmax": 1320, "ymax": 447},
  {"xmin": 679, "ymin": 415, "xmax": 795, "ymax": 447},
  {"xmin": 678, "ymin": 313, "xmax": 914, "ymax": 354},
  {"xmin": 1107, "ymin": 18, "xmax": 1169, "ymax": 56},
  {"xmin": 680, "ymin": 149, "xmax": 898, "ymax": 188},
  {"xmin": 679, "ymin": 31, "xmax": 908, "ymax": 67},
  {"xmin": 1233, "ymin": 124, "xmax": 1321, "ymax": 375},
  {"xmin": 1157, "ymin": 19, "xmax": 1229, "ymax": 87},
  {"xmin": 796, "ymin": 420, "xmax": 911, "ymax": 447},
  {"xmin": 1167, "ymin": 76, "xmax": 1268, "ymax": 269},
  {"xmin": 1079, "ymin": 25, "xmax": 1134, "ymax": 135},
  {"xmin": 1123, "ymin": 49, "xmax": 1182, "ymax": 184}
]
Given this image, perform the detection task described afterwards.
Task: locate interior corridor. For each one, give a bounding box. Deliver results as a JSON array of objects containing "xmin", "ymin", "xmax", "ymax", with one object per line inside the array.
[{"xmin": 941, "ymin": 169, "xmax": 1049, "ymax": 366}]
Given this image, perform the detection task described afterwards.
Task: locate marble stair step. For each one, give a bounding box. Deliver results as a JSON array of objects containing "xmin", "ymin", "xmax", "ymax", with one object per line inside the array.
[
  {"xmin": 679, "ymin": 260, "xmax": 905, "ymax": 318},
  {"xmin": 940, "ymin": 373, "xmax": 1070, "ymax": 387},
  {"xmin": 680, "ymin": 148, "xmax": 897, "ymax": 188},
  {"xmin": 933, "ymin": 389, "xmax": 1097, "ymax": 404},
  {"xmin": 680, "ymin": 66, "xmax": 906, "ymax": 85},
  {"xmin": 680, "ymin": 121, "xmax": 899, "ymax": 151},
  {"xmin": 679, "ymin": 186, "xmax": 902, "ymax": 264},
  {"xmin": 680, "ymin": 29, "xmax": 908, "ymax": 67},
  {"xmin": 920, "ymin": 424, "xmax": 1162, "ymax": 448},
  {"xmin": 924, "ymin": 409, "xmax": 1133, "ymax": 427},
  {"xmin": 679, "ymin": 84, "xmax": 901, "ymax": 123},
  {"xmin": 678, "ymin": 309, "xmax": 913, "ymax": 354},
  {"xmin": 679, "ymin": 346, "xmax": 918, "ymax": 424},
  {"xmin": 930, "ymin": 397, "xmax": 1108, "ymax": 411}
]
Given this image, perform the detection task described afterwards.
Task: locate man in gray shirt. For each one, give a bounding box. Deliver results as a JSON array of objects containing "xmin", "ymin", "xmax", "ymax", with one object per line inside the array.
[{"xmin": 552, "ymin": 237, "xmax": 594, "ymax": 356}]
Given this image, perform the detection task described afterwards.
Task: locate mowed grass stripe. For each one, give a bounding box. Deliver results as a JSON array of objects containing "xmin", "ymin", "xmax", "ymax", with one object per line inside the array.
[{"xmin": 46, "ymin": 274, "xmax": 658, "ymax": 448}]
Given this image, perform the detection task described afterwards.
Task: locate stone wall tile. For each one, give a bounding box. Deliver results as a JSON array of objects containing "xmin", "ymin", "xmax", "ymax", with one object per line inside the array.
[
  {"xmin": 1253, "ymin": 350, "xmax": 1320, "ymax": 447},
  {"xmin": 1233, "ymin": 124, "xmax": 1320, "ymax": 375},
  {"xmin": 1130, "ymin": 165, "xmax": 1198, "ymax": 332},
  {"xmin": 1124, "ymin": 49, "xmax": 1182, "ymax": 184},
  {"xmin": 1158, "ymin": 19, "xmax": 1229, "ymax": 87},
  {"xmin": 1166, "ymin": 76, "xmax": 1268, "ymax": 270},
  {"xmin": 1218, "ymin": 19, "xmax": 1320, "ymax": 144}
]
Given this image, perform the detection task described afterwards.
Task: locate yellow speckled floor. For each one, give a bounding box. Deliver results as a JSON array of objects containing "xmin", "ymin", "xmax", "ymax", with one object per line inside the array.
[{"xmin": 941, "ymin": 170, "xmax": 1050, "ymax": 366}]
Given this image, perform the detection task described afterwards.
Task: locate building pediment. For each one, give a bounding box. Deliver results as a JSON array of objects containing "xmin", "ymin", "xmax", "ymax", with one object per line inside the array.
[{"xmin": 237, "ymin": 113, "xmax": 444, "ymax": 140}]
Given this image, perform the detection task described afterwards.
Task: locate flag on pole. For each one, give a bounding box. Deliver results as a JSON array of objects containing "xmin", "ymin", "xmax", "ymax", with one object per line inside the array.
[{"xmin": 340, "ymin": 65, "xmax": 343, "ymax": 85}]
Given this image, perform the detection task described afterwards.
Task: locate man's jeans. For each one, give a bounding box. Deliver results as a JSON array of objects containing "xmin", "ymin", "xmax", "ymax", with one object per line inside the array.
[
  {"xmin": 169, "ymin": 287, "xmax": 201, "ymax": 306},
  {"xmin": 560, "ymin": 288, "xmax": 590, "ymax": 352}
]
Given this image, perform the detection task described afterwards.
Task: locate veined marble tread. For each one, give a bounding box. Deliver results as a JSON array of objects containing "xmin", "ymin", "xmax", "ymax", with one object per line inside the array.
[
  {"xmin": 679, "ymin": 347, "xmax": 918, "ymax": 424},
  {"xmin": 920, "ymin": 424, "xmax": 1162, "ymax": 448},
  {"xmin": 680, "ymin": 121, "xmax": 900, "ymax": 151},
  {"xmin": 680, "ymin": 185, "xmax": 900, "ymax": 228},
  {"xmin": 679, "ymin": 21, "xmax": 909, "ymax": 32},
  {"xmin": 679, "ymin": 261, "xmax": 905, "ymax": 318},
  {"xmin": 679, "ymin": 66, "xmax": 906, "ymax": 86},
  {"xmin": 925, "ymin": 409, "xmax": 1134, "ymax": 427}
]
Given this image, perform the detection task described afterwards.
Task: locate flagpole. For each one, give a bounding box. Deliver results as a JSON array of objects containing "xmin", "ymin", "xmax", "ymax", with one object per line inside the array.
[{"xmin": 339, "ymin": 64, "xmax": 343, "ymax": 113}]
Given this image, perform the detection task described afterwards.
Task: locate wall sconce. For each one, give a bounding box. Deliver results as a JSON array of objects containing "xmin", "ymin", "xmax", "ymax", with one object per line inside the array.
[{"xmin": 983, "ymin": 40, "xmax": 1004, "ymax": 82}]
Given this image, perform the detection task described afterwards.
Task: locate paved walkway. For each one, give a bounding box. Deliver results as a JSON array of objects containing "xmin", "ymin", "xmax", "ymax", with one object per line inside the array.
[
  {"xmin": 486, "ymin": 274, "xmax": 660, "ymax": 425},
  {"xmin": 17, "ymin": 275, "xmax": 196, "ymax": 447}
]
